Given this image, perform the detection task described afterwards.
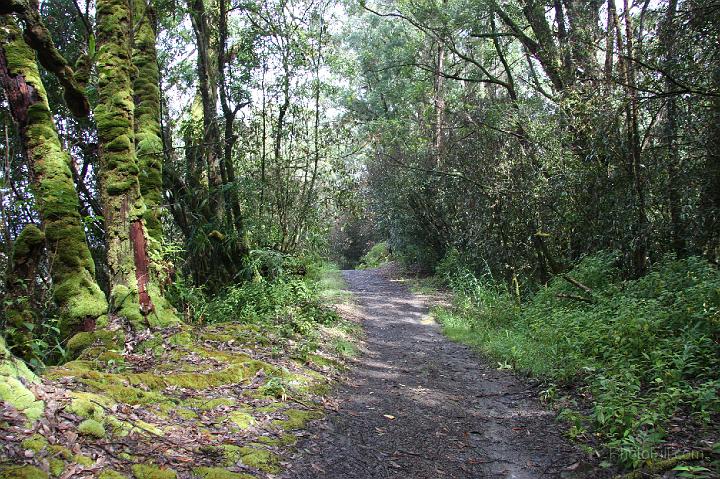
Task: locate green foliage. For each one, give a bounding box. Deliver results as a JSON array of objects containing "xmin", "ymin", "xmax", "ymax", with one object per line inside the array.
[
  {"xmin": 434, "ymin": 252, "xmax": 720, "ymax": 468},
  {"xmin": 168, "ymin": 256, "xmax": 341, "ymax": 348},
  {"xmin": 357, "ymin": 241, "xmax": 392, "ymax": 269}
]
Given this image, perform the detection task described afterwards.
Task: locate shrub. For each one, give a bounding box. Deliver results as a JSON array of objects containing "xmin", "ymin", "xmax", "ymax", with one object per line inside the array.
[
  {"xmin": 434, "ymin": 251, "xmax": 720, "ymax": 468},
  {"xmin": 168, "ymin": 257, "xmax": 340, "ymax": 337},
  {"xmin": 357, "ymin": 242, "xmax": 392, "ymax": 269}
]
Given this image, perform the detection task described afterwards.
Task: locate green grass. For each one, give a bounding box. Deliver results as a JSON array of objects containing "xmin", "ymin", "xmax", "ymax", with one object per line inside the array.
[
  {"xmin": 332, "ymin": 338, "xmax": 358, "ymax": 358},
  {"xmin": 166, "ymin": 257, "xmax": 360, "ymax": 362},
  {"xmin": 432, "ymin": 251, "xmax": 720, "ymax": 470},
  {"xmin": 314, "ymin": 263, "xmax": 353, "ymax": 304},
  {"xmin": 406, "ymin": 275, "xmax": 444, "ymax": 295}
]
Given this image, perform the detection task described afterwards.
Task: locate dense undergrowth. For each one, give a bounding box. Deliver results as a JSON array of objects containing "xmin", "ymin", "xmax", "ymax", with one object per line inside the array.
[
  {"xmin": 355, "ymin": 242, "xmax": 392, "ymax": 270},
  {"xmin": 0, "ymin": 256, "xmax": 359, "ymax": 479},
  {"xmin": 429, "ymin": 251, "xmax": 719, "ymax": 473}
]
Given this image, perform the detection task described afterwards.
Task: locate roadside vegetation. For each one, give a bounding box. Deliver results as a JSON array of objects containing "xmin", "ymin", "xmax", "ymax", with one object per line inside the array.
[
  {"xmin": 356, "ymin": 242, "xmax": 393, "ymax": 270},
  {"xmin": 0, "ymin": 257, "xmax": 359, "ymax": 479},
  {"xmin": 424, "ymin": 250, "xmax": 720, "ymax": 474}
]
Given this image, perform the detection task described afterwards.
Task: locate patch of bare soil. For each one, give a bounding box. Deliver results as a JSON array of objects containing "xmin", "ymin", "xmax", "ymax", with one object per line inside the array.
[{"xmin": 284, "ymin": 268, "xmax": 608, "ymax": 479}]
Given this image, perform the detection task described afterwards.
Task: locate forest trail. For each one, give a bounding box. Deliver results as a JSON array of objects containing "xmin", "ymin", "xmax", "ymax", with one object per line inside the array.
[{"xmin": 284, "ymin": 268, "xmax": 603, "ymax": 479}]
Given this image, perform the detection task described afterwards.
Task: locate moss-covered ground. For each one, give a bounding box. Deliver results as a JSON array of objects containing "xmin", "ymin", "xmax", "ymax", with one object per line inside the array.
[{"xmin": 0, "ymin": 266, "xmax": 358, "ymax": 478}]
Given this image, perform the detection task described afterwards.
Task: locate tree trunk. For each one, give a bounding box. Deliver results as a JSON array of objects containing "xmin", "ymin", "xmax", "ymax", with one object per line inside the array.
[
  {"xmin": 132, "ymin": 0, "xmax": 164, "ymax": 251},
  {"xmin": 0, "ymin": 335, "xmax": 44, "ymax": 422},
  {"xmin": 0, "ymin": 18, "xmax": 107, "ymax": 339},
  {"xmin": 701, "ymin": 61, "xmax": 720, "ymax": 261},
  {"xmin": 188, "ymin": 0, "xmax": 224, "ymax": 221},
  {"xmin": 217, "ymin": 0, "xmax": 245, "ymax": 235},
  {"xmin": 3, "ymin": 224, "xmax": 44, "ymax": 361},
  {"xmin": 660, "ymin": 0, "xmax": 685, "ymax": 257},
  {"xmin": 95, "ymin": 0, "xmax": 177, "ymax": 329}
]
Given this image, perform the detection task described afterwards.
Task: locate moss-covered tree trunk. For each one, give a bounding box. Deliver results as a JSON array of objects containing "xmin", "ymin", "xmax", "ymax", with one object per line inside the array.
[
  {"xmin": 95, "ymin": 0, "xmax": 177, "ymax": 328},
  {"xmin": 132, "ymin": 0, "xmax": 164, "ymax": 250},
  {"xmin": 3, "ymin": 224, "xmax": 44, "ymax": 360},
  {"xmin": 0, "ymin": 19, "xmax": 108, "ymax": 339},
  {"xmin": 0, "ymin": 336, "xmax": 43, "ymax": 422}
]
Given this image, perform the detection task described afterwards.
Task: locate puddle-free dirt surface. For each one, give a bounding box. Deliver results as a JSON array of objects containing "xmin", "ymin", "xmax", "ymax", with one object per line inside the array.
[{"xmin": 284, "ymin": 268, "xmax": 604, "ymax": 478}]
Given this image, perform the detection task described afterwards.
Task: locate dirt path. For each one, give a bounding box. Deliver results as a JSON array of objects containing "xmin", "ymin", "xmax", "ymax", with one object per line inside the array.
[{"xmin": 284, "ymin": 268, "xmax": 602, "ymax": 479}]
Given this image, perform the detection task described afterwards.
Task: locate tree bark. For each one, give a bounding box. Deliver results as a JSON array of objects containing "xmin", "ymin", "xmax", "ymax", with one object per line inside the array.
[
  {"xmin": 3, "ymin": 224, "xmax": 44, "ymax": 361},
  {"xmin": 132, "ymin": 0, "xmax": 164, "ymax": 250},
  {"xmin": 0, "ymin": 18, "xmax": 107, "ymax": 339},
  {"xmin": 188, "ymin": 0, "xmax": 225, "ymax": 221},
  {"xmin": 0, "ymin": 0, "xmax": 90, "ymax": 117},
  {"xmin": 95, "ymin": 0, "xmax": 177, "ymax": 328},
  {"xmin": 660, "ymin": 0, "xmax": 685, "ymax": 257}
]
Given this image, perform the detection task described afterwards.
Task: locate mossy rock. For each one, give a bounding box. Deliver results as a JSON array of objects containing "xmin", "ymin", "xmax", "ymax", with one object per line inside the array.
[
  {"xmin": 99, "ymin": 471, "xmax": 129, "ymax": 479},
  {"xmin": 272, "ymin": 408, "xmax": 323, "ymax": 430},
  {"xmin": 78, "ymin": 418, "xmax": 106, "ymax": 437},
  {"xmin": 236, "ymin": 445, "xmax": 280, "ymax": 474},
  {"xmin": 131, "ymin": 464, "xmax": 177, "ymax": 479},
  {"xmin": 21, "ymin": 434, "xmax": 48, "ymax": 453},
  {"xmin": 0, "ymin": 465, "xmax": 49, "ymax": 479}
]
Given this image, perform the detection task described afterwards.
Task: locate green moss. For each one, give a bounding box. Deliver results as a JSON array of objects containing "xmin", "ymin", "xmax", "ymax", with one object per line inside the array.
[
  {"xmin": 256, "ymin": 433, "xmax": 297, "ymax": 446},
  {"xmin": 67, "ymin": 330, "xmax": 124, "ymax": 359},
  {"xmin": 182, "ymin": 397, "xmax": 236, "ymax": 410},
  {"xmin": 74, "ymin": 454, "xmax": 94, "ymax": 466},
  {"xmin": 0, "ymin": 20, "xmax": 107, "ymax": 340},
  {"xmin": 272, "ymin": 408, "xmax": 322, "ymax": 430},
  {"xmin": 167, "ymin": 331, "xmax": 193, "ymax": 346},
  {"xmin": 174, "ymin": 408, "xmax": 198, "ymax": 420},
  {"xmin": 99, "ymin": 471, "xmax": 128, "ymax": 479},
  {"xmin": 78, "ymin": 418, "xmax": 106, "ymax": 437},
  {"xmin": 106, "ymin": 134, "xmax": 132, "ymax": 152},
  {"xmin": 48, "ymin": 445, "xmax": 73, "ymax": 461},
  {"xmin": 21, "ymin": 434, "xmax": 48, "ymax": 453},
  {"xmin": 217, "ymin": 444, "xmax": 242, "ymax": 466},
  {"xmin": 11, "ymin": 224, "xmax": 44, "ymax": 261},
  {"xmin": 227, "ymin": 411, "xmax": 255, "ymax": 430},
  {"xmin": 49, "ymin": 458, "xmax": 66, "ymax": 476},
  {"xmin": 0, "ymin": 465, "xmax": 49, "ymax": 479},
  {"xmin": 191, "ymin": 467, "xmax": 253, "ymax": 479},
  {"xmin": 110, "ymin": 285, "xmax": 145, "ymax": 327},
  {"xmin": 236, "ymin": 445, "xmax": 280, "ymax": 473},
  {"xmin": 306, "ymin": 353, "xmax": 341, "ymax": 369},
  {"xmin": 67, "ymin": 391, "xmax": 113, "ymax": 420},
  {"xmin": 132, "ymin": 0, "xmax": 164, "ymax": 249},
  {"xmin": 131, "ymin": 464, "xmax": 176, "ymax": 479},
  {"xmin": 0, "ymin": 338, "xmax": 44, "ymax": 421},
  {"xmin": 256, "ymin": 402, "xmax": 284, "ymax": 413}
]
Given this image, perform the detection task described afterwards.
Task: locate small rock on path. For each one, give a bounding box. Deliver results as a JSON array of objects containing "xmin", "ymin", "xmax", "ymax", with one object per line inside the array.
[{"xmin": 284, "ymin": 268, "xmax": 604, "ymax": 478}]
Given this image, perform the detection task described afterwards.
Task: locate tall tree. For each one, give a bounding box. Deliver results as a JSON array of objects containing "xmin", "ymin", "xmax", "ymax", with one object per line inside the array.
[
  {"xmin": 94, "ymin": 0, "xmax": 177, "ymax": 328},
  {"xmin": 133, "ymin": 0, "xmax": 165, "ymax": 251},
  {"xmin": 0, "ymin": 17, "xmax": 107, "ymax": 341}
]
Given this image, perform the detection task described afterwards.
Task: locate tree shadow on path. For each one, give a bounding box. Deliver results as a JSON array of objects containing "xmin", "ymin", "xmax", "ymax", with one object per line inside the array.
[{"xmin": 284, "ymin": 269, "xmax": 607, "ymax": 479}]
